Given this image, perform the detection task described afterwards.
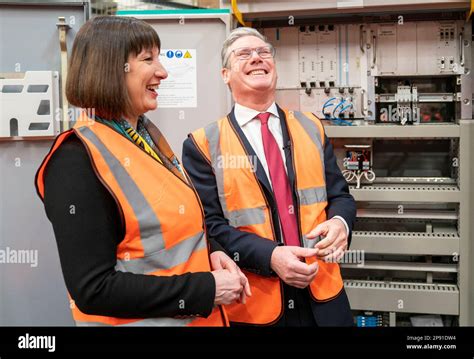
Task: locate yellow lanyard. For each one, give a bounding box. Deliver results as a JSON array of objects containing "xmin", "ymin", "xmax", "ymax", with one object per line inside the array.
[{"xmin": 125, "ymin": 127, "xmax": 163, "ymax": 164}]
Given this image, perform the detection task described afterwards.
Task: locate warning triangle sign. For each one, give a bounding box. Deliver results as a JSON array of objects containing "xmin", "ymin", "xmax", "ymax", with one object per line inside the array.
[{"xmin": 184, "ymin": 51, "xmax": 192, "ymax": 58}]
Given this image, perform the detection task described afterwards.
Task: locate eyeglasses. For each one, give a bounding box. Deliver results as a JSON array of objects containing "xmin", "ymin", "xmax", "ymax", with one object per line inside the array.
[{"xmin": 231, "ymin": 46, "xmax": 276, "ymax": 60}]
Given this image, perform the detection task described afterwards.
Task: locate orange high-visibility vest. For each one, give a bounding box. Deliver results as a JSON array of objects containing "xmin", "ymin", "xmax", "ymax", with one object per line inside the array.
[
  {"xmin": 190, "ymin": 109, "xmax": 343, "ymax": 325},
  {"xmin": 36, "ymin": 113, "xmax": 228, "ymax": 327}
]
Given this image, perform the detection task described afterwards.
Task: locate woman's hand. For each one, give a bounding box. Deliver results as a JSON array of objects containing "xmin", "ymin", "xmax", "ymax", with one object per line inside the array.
[{"xmin": 210, "ymin": 251, "xmax": 252, "ymax": 304}]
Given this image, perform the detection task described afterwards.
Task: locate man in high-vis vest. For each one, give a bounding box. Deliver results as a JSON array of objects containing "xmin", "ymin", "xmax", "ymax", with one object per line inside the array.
[{"xmin": 182, "ymin": 27, "xmax": 356, "ymax": 327}]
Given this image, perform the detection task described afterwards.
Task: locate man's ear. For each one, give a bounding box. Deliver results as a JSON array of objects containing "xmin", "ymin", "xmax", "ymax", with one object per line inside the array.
[{"xmin": 221, "ymin": 67, "xmax": 230, "ymax": 84}]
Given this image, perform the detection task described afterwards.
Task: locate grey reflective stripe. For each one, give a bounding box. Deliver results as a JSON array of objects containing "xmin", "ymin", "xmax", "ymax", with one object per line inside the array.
[
  {"xmin": 79, "ymin": 127, "xmax": 165, "ymax": 256},
  {"xmin": 298, "ymin": 186, "xmax": 327, "ymax": 205},
  {"xmin": 204, "ymin": 122, "xmax": 230, "ymax": 218},
  {"xmin": 76, "ymin": 317, "xmax": 193, "ymax": 327},
  {"xmin": 228, "ymin": 206, "xmax": 266, "ymax": 227},
  {"xmin": 302, "ymin": 235, "xmax": 322, "ymax": 248},
  {"xmin": 204, "ymin": 123, "xmax": 267, "ymax": 228},
  {"xmin": 115, "ymin": 231, "xmax": 207, "ymax": 274},
  {"xmin": 75, "ymin": 321, "xmax": 110, "ymax": 327},
  {"xmin": 291, "ymin": 111, "xmax": 326, "ymax": 180}
]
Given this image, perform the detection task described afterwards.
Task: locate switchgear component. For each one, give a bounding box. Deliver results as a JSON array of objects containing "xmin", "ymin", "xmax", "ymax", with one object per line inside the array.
[
  {"xmin": 342, "ymin": 144, "xmax": 376, "ymax": 188},
  {"xmin": 375, "ymin": 76, "xmax": 458, "ymax": 125}
]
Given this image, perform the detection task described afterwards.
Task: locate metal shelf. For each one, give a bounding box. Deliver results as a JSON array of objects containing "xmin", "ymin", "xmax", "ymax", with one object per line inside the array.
[
  {"xmin": 324, "ymin": 123, "xmax": 460, "ymax": 138},
  {"xmin": 350, "ymin": 231, "xmax": 460, "ymax": 255},
  {"xmin": 375, "ymin": 176, "xmax": 456, "ymax": 185},
  {"xmin": 344, "ymin": 280, "xmax": 459, "ymax": 315},
  {"xmin": 376, "ymin": 93, "xmax": 457, "ymax": 103},
  {"xmin": 356, "ymin": 209, "xmax": 458, "ymax": 220},
  {"xmin": 0, "ymin": 136, "xmax": 56, "ymax": 142},
  {"xmin": 225, "ymin": 0, "xmax": 471, "ymax": 19},
  {"xmin": 341, "ymin": 261, "xmax": 458, "ymax": 272},
  {"xmin": 350, "ymin": 185, "xmax": 461, "ymax": 203}
]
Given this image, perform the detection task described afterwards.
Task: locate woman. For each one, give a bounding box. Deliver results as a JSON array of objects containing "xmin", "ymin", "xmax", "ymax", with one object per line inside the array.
[{"xmin": 35, "ymin": 16, "xmax": 250, "ymax": 326}]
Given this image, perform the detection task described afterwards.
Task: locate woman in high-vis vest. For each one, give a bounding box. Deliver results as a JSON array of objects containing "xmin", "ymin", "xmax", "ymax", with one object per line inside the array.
[{"xmin": 35, "ymin": 16, "xmax": 250, "ymax": 326}]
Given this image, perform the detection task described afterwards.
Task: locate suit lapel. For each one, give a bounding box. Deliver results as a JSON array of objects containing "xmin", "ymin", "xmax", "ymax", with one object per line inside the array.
[{"xmin": 227, "ymin": 108, "xmax": 273, "ymax": 194}]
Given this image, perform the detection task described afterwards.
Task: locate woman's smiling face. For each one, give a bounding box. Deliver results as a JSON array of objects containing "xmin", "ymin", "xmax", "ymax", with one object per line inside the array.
[{"xmin": 125, "ymin": 46, "xmax": 168, "ymax": 119}]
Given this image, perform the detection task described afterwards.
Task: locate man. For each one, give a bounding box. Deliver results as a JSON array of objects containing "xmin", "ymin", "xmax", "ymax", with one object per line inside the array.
[{"xmin": 182, "ymin": 27, "xmax": 356, "ymax": 326}]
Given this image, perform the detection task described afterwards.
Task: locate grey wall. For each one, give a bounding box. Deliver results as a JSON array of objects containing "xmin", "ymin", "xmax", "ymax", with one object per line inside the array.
[
  {"xmin": 0, "ymin": 1, "xmax": 88, "ymax": 326},
  {"xmin": 137, "ymin": 15, "xmax": 231, "ymax": 159},
  {"xmin": 0, "ymin": 8, "xmax": 230, "ymax": 325}
]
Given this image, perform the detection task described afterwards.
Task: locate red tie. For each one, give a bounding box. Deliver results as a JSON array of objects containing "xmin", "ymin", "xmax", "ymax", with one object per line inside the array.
[{"xmin": 257, "ymin": 112, "xmax": 300, "ymax": 247}]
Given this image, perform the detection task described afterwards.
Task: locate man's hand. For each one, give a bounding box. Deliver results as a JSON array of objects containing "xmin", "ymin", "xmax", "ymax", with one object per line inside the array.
[
  {"xmin": 270, "ymin": 246, "xmax": 319, "ymax": 289},
  {"xmin": 210, "ymin": 251, "xmax": 251, "ymax": 304},
  {"xmin": 306, "ymin": 218, "xmax": 348, "ymax": 263}
]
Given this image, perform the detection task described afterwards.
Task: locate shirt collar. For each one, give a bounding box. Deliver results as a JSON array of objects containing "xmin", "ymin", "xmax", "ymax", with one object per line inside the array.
[
  {"xmin": 234, "ymin": 102, "xmax": 279, "ymax": 127},
  {"xmin": 114, "ymin": 115, "xmax": 146, "ymax": 131}
]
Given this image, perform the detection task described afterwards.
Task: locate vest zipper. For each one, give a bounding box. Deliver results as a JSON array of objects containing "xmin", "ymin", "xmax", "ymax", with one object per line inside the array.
[
  {"xmin": 283, "ymin": 114, "xmax": 304, "ymax": 248},
  {"xmin": 285, "ymin": 114, "xmax": 321, "ymax": 303}
]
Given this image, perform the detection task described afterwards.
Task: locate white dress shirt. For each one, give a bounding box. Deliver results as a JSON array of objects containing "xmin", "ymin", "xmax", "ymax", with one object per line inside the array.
[{"xmin": 233, "ymin": 102, "xmax": 349, "ymax": 236}]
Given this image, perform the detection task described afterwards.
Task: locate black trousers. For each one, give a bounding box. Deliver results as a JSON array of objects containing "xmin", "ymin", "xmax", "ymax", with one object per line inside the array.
[
  {"xmin": 274, "ymin": 283, "xmax": 318, "ymax": 327},
  {"xmin": 231, "ymin": 285, "xmax": 354, "ymax": 327},
  {"xmin": 275, "ymin": 284, "xmax": 354, "ymax": 327}
]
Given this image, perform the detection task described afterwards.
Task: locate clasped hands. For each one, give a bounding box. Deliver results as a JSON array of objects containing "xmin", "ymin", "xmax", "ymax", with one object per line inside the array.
[
  {"xmin": 270, "ymin": 218, "xmax": 348, "ymax": 289},
  {"xmin": 210, "ymin": 251, "xmax": 252, "ymax": 306}
]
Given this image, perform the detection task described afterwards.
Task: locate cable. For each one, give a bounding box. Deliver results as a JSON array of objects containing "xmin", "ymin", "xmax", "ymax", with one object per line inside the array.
[
  {"xmin": 322, "ymin": 97, "xmax": 336, "ymax": 110},
  {"xmin": 321, "ymin": 97, "xmax": 352, "ymax": 126},
  {"xmin": 231, "ymin": 0, "xmax": 250, "ymax": 27},
  {"xmin": 340, "ymin": 103, "xmax": 353, "ymax": 113},
  {"xmin": 332, "ymin": 99, "xmax": 346, "ymax": 118}
]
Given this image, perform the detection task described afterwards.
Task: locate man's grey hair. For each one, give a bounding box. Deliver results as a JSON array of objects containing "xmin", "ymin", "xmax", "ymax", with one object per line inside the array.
[{"xmin": 221, "ymin": 27, "xmax": 273, "ymax": 69}]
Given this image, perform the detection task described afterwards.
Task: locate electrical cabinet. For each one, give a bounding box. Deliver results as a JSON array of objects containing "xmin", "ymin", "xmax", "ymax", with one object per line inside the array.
[{"xmin": 230, "ymin": 0, "xmax": 474, "ymax": 326}]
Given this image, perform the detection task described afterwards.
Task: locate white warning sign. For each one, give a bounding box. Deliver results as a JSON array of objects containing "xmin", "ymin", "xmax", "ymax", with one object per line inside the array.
[{"xmin": 158, "ymin": 49, "xmax": 197, "ymax": 108}]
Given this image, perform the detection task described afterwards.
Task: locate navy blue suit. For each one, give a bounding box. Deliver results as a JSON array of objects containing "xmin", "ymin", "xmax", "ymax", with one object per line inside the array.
[{"xmin": 182, "ymin": 105, "xmax": 356, "ymax": 326}]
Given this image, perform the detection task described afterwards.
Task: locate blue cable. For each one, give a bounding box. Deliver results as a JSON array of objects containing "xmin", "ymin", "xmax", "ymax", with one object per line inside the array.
[
  {"xmin": 332, "ymin": 99, "xmax": 346, "ymax": 118},
  {"xmin": 322, "ymin": 97, "xmax": 336, "ymax": 110},
  {"xmin": 331, "ymin": 99, "xmax": 354, "ymax": 126},
  {"xmin": 321, "ymin": 97, "xmax": 352, "ymax": 126},
  {"xmin": 322, "ymin": 97, "xmax": 337, "ymax": 123},
  {"xmin": 334, "ymin": 103, "xmax": 354, "ymax": 126},
  {"xmin": 340, "ymin": 103, "xmax": 353, "ymax": 113}
]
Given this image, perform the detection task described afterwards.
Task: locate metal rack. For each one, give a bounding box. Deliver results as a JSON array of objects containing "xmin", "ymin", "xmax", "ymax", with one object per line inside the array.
[
  {"xmin": 350, "ymin": 231, "xmax": 460, "ymax": 256},
  {"xmin": 229, "ymin": 0, "xmax": 474, "ymax": 326},
  {"xmin": 345, "ymin": 280, "xmax": 459, "ymax": 316}
]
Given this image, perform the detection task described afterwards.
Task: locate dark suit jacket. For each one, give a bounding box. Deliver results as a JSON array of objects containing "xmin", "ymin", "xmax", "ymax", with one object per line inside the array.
[{"xmin": 182, "ymin": 105, "xmax": 356, "ymax": 326}]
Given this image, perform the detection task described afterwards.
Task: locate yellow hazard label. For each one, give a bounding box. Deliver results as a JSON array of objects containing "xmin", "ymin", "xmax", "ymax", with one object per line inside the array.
[{"xmin": 184, "ymin": 51, "xmax": 192, "ymax": 58}]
